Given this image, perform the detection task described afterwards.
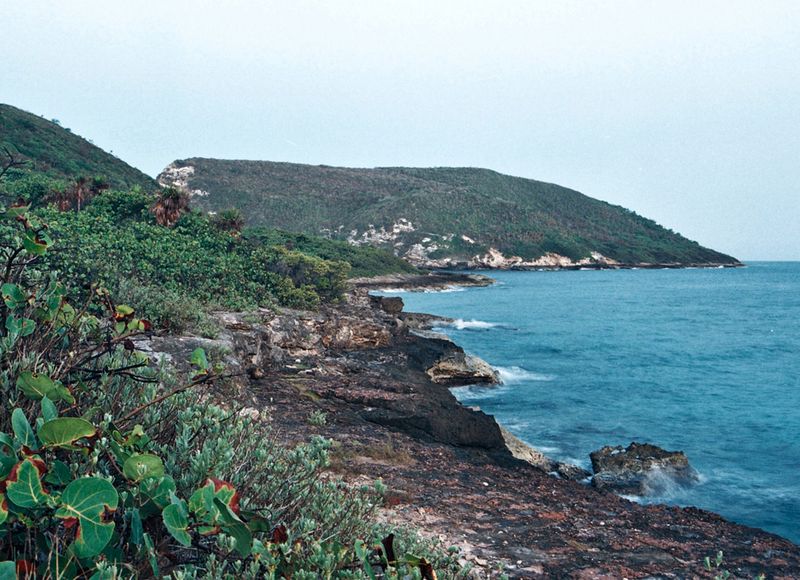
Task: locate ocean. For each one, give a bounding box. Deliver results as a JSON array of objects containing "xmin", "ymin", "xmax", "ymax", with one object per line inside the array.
[{"xmin": 378, "ymin": 262, "xmax": 800, "ymax": 543}]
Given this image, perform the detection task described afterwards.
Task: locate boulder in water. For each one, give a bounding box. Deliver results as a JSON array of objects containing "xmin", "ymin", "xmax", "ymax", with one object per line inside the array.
[{"xmin": 589, "ymin": 442, "xmax": 698, "ymax": 494}]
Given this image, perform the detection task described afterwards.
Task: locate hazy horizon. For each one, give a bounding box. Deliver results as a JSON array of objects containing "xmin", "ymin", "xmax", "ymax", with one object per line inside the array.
[{"xmin": 3, "ymin": 1, "xmax": 799, "ymax": 260}]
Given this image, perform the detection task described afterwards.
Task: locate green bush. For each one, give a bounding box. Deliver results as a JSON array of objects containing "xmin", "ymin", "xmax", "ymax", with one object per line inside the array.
[
  {"xmin": 32, "ymin": 190, "xmax": 352, "ymax": 321},
  {"xmin": 0, "ymin": 183, "xmax": 466, "ymax": 578}
]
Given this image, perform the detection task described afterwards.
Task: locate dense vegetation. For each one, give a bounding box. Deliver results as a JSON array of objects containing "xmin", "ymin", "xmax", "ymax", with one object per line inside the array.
[
  {"xmin": 0, "ymin": 194, "xmax": 464, "ymax": 578},
  {"xmin": 0, "ymin": 104, "xmax": 155, "ymax": 191},
  {"xmin": 0, "ymin": 121, "xmax": 465, "ymax": 576},
  {"xmin": 0, "ymin": 107, "xmax": 416, "ymax": 333},
  {"xmin": 166, "ymin": 158, "xmax": 739, "ymax": 265},
  {"xmin": 245, "ymin": 228, "xmax": 417, "ymax": 278}
]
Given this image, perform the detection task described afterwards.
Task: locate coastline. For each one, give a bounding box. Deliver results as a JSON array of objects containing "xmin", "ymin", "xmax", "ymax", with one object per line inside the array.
[{"xmin": 143, "ymin": 272, "xmax": 799, "ymax": 577}]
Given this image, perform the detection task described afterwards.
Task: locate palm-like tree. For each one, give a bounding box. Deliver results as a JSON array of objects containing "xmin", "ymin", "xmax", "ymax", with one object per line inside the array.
[
  {"xmin": 212, "ymin": 208, "xmax": 245, "ymax": 236},
  {"xmin": 151, "ymin": 187, "xmax": 189, "ymax": 227}
]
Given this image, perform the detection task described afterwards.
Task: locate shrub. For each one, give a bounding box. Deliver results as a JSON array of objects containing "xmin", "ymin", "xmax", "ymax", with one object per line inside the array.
[{"xmin": 0, "ymin": 187, "xmax": 466, "ymax": 578}]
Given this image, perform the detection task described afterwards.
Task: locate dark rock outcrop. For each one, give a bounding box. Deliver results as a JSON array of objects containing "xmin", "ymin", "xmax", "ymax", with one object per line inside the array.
[
  {"xmin": 137, "ymin": 280, "xmax": 800, "ymax": 578},
  {"xmin": 590, "ymin": 441, "xmax": 698, "ymax": 494},
  {"xmin": 369, "ymin": 294, "xmax": 404, "ymax": 315}
]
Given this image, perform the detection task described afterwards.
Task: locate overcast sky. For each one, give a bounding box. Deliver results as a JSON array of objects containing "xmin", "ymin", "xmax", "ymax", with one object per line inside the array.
[{"xmin": 3, "ymin": 1, "xmax": 798, "ymax": 260}]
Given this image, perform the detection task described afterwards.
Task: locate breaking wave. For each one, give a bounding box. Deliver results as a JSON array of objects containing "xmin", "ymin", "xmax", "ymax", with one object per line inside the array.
[
  {"xmin": 445, "ymin": 318, "xmax": 499, "ymax": 330},
  {"xmin": 496, "ymin": 366, "xmax": 556, "ymax": 384}
]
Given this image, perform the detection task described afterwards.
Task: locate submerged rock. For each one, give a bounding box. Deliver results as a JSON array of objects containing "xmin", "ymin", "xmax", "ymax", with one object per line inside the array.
[{"xmin": 590, "ymin": 442, "xmax": 698, "ymax": 494}]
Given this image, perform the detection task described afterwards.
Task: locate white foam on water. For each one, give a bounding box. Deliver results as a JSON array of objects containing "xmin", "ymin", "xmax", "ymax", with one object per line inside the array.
[
  {"xmin": 536, "ymin": 445, "xmax": 562, "ymax": 455},
  {"xmin": 432, "ymin": 285, "xmax": 467, "ymax": 293},
  {"xmin": 496, "ymin": 366, "xmax": 556, "ymax": 384},
  {"xmin": 445, "ymin": 318, "xmax": 499, "ymax": 330}
]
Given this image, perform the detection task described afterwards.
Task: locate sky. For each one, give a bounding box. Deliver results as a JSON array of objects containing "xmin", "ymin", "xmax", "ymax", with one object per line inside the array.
[{"xmin": 2, "ymin": 0, "xmax": 799, "ymax": 260}]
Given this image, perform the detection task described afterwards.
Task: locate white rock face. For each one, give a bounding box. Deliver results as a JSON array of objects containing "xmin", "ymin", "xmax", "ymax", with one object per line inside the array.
[
  {"xmin": 346, "ymin": 218, "xmax": 415, "ymax": 246},
  {"xmin": 395, "ymin": 246, "xmax": 620, "ymax": 269},
  {"xmin": 157, "ymin": 162, "xmax": 210, "ymax": 197}
]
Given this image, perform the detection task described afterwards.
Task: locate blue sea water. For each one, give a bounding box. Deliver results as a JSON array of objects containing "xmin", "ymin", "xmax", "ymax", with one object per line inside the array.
[{"xmin": 380, "ymin": 263, "xmax": 800, "ymax": 543}]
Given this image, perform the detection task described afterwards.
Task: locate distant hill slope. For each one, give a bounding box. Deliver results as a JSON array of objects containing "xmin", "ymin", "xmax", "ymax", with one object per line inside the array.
[
  {"xmin": 159, "ymin": 158, "xmax": 739, "ymax": 268},
  {"xmin": 0, "ymin": 104, "xmax": 155, "ymax": 190}
]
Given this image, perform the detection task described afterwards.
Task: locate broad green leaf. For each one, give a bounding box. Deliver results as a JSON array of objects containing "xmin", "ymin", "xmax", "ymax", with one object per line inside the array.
[
  {"xmin": 41, "ymin": 397, "xmax": 58, "ymax": 422},
  {"xmin": 139, "ymin": 476, "xmax": 175, "ymax": 517},
  {"xmin": 0, "ymin": 561, "xmax": 16, "ymax": 580},
  {"xmin": 0, "ymin": 433, "xmax": 13, "ymax": 452},
  {"xmin": 115, "ymin": 305, "xmax": 134, "ymax": 317},
  {"xmin": 55, "ymin": 477, "xmax": 118, "ymax": 558},
  {"xmin": 129, "ymin": 508, "xmax": 143, "ymax": 547},
  {"xmin": 17, "ymin": 371, "xmax": 56, "ymax": 400},
  {"xmin": 0, "ymin": 455, "xmax": 15, "ymax": 481},
  {"xmin": 188, "ymin": 479, "xmax": 239, "ymax": 524},
  {"xmin": 190, "ymin": 347, "xmax": 209, "ymax": 371},
  {"xmin": 11, "ymin": 408, "xmax": 37, "ymax": 449},
  {"xmin": 122, "ymin": 454, "xmax": 164, "ymax": 483},
  {"xmin": 5, "ymin": 315, "xmax": 35, "ymax": 339},
  {"xmin": 1, "ymin": 283, "xmax": 27, "ymax": 309},
  {"xmin": 38, "ymin": 418, "xmax": 96, "ymax": 448},
  {"xmin": 143, "ymin": 533, "xmax": 159, "ymax": 578},
  {"xmin": 222, "ymin": 521, "xmax": 252, "ymax": 558},
  {"xmin": 5, "ymin": 202, "xmax": 30, "ymax": 218},
  {"xmin": 355, "ymin": 539, "xmax": 377, "ymax": 580},
  {"xmin": 188, "ymin": 483, "xmax": 217, "ymax": 521},
  {"xmin": 6, "ymin": 457, "xmax": 49, "ymax": 508},
  {"xmin": 22, "ymin": 231, "xmax": 49, "ymax": 255},
  {"xmin": 162, "ymin": 501, "xmax": 192, "ymax": 547}
]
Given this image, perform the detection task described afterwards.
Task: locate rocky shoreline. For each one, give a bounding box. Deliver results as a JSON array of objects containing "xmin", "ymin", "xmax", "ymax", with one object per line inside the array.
[{"xmin": 140, "ymin": 273, "xmax": 798, "ymax": 578}]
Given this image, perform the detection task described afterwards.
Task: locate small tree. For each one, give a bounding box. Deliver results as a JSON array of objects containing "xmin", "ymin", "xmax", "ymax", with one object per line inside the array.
[
  {"xmin": 212, "ymin": 207, "xmax": 245, "ymax": 235},
  {"xmin": 150, "ymin": 186, "xmax": 189, "ymax": 227},
  {"xmin": 49, "ymin": 176, "xmax": 109, "ymax": 211}
]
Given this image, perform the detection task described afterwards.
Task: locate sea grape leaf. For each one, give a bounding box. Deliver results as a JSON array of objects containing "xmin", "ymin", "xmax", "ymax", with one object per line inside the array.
[
  {"xmin": 162, "ymin": 501, "xmax": 192, "ymax": 547},
  {"xmin": 143, "ymin": 533, "xmax": 159, "ymax": 578},
  {"xmin": 18, "ymin": 372, "xmax": 56, "ymax": 400},
  {"xmin": 222, "ymin": 520, "xmax": 252, "ymax": 558},
  {"xmin": 5, "ymin": 201, "xmax": 30, "ymax": 218},
  {"xmin": 41, "ymin": 397, "xmax": 58, "ymax": 422},
  {"xmin": 188, "ymin": 482, "xmax": 217, "ymax": 521},
  {"xmin": 22, "ymin": 232, "xmax": 50, "ymax": 255},
  {"xmin": 0, "ymin": 561, "xmax": 16, "ymax": 580},
  {"xmin": 0, "ymin": 455, "xmax": 15, "ymax": 481},
  {"xmin": 0, "ymin": 433, "xmax": 14, "ymax": 453},
  {"xmin": 188, "ymin": 478, "xmax": 240, "ymax": 524},
  {"xmin": 54, "ymin": 477, "xmax": 118, "ymax": 558},
  {"xmin": 1, "ymin": 283, "xmax": 27, "ymax": 309},
  {"xmin": 190, "ymin": 347, "xmax": 209, "ymax": 371},
  {"xmin": 122, "ymin": 454, "xmax": 164, "ymax": 483},
  {"xmin": 139, "ymin": 475, "xmax": 176, "ymax": 517},
  {"xmin": 208, "ymin": 478, "xmax": 240, "ymax": 514},
  {"xmin": 114, "ymin": 305, "xmax": 134, "ymax": 318},
  {"xmin": 6, "ymin": 457, "xmax": 49, "ymax": 508},
  {"xmin": 11, "ymin": 408, "xmax": 37, "ymax": 449},
  {"xmin": 38, "ymin": 418, "xmax": 96, "ymax": 448},
  {"xmin": 5, "ymin": 315, "xmax": 35, "ymax": 339},
  {"xmin": 129, "ymin": 508, "xmax": 143, "ymax": 547}
]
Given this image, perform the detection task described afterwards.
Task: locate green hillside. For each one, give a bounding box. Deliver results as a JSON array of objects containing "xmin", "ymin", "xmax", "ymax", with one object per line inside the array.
[
  {"xmin": 0, "ymin": 103, "xmax": 156, "ymax": 190},
  {"xmin": 0, "ymin": 104, "xmax": 413, "ymax": 282},
  {"xmin": 160, "ymin": 158, "xmax": 739, "ymax": 266}
]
